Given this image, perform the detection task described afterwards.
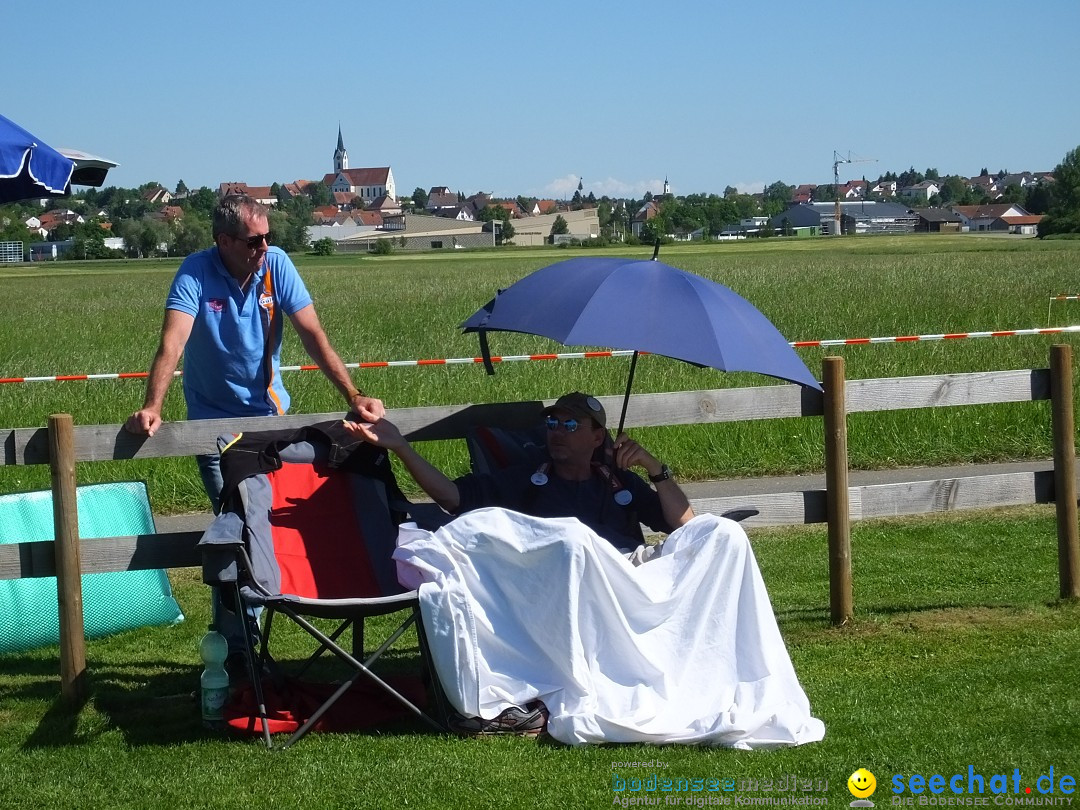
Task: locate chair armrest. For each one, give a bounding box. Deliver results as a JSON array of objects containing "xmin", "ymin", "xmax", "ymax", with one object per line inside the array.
[
  {"xmin": 721, "ymin": 508, "xmax": 759, "ymax": 523},
  {"xmin": 198, "ymin": 511, "xmax": 245, "ymax": 585}
]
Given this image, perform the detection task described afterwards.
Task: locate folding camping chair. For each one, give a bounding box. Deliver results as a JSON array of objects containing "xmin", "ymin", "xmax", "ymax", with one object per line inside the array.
[{"xmin": 199, "ymin": 421, "xmax": 448, "ymax": 749}]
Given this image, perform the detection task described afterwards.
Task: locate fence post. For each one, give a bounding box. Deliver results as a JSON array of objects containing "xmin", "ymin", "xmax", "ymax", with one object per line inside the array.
[
  {"xmin": 1050, "ymin": 345, "xmax": 1080, "ymax": 600},
  {"xmin": 823, "ymin": 356, "xmax": 853, "ymax": 625},
  {"xmin": 48, "ymin": 413, "xmax": 87, "ymax": 705}
]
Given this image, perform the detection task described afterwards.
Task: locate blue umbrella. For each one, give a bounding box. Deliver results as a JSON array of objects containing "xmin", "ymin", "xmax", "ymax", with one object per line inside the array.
[
  {"xmin": 462, "ymin": 253, "xmax": 821, "ymax": 433},
  {"xmin": 0, "ymin": 113, "xmax": 76, "ymax": 203}
]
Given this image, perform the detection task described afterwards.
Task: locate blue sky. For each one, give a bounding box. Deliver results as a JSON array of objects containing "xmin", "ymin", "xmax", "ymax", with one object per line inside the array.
[{"xmin": 5, "ymin": 1, "xmax": 1078, "ymax": 200}]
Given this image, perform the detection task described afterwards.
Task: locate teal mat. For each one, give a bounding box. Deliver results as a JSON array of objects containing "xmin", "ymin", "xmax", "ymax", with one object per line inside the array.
[{"xmin": 0, "ymin": 481, "xmax": 184, "ymax": 653}]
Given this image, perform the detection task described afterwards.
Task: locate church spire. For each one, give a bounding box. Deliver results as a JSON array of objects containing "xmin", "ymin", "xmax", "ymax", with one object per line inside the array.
[{"xmin": 334, "ymin": 124, "xmax": 348, "ymax": 173}]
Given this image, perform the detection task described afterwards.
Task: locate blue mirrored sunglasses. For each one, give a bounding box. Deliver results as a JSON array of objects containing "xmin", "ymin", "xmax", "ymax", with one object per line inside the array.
[{"xmin": 545, "ymin": 416, "xmax": 580, "ymax": 433}]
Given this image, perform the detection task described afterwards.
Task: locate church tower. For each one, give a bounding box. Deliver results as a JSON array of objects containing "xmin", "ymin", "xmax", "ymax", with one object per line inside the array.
[
  {"xmin": 663, "ymin": 176, "xmax": 670, "ymax": 196},
  {"xmin": 334, "ymin": 125, "xmax": 348, "ymax": 173}
]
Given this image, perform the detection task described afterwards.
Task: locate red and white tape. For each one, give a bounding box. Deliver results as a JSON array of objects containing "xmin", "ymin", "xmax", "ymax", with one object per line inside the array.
[
  {"xmin": 1047, "ymin": 295, "xmax": 1080, "ymax": 326},
  {"xmin": 3, "ymin": 327, "xmax": 1080, "ymax": 385},
  {"xmin": 790, "ymin": 325, "xmax": 1080, "ymax": 348}
]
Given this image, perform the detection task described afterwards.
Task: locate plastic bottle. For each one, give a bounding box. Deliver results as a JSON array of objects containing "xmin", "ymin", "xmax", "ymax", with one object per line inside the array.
[{"xmin": 199, "ymin": 627, "xmax": 230, "ymax": 728}]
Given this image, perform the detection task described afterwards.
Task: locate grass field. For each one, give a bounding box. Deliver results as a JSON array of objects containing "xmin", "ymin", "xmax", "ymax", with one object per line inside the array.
[
  {"xmin": 3, "ymin": 235, "xmax": 1080, "ymax": 512},
  {"xmin": 1, "ymin": 237, "xmax": 1078, "ymax": 808},
  {"xmin": 1, "ymin": 507, "xmax": 1076, "ymax": 809}
]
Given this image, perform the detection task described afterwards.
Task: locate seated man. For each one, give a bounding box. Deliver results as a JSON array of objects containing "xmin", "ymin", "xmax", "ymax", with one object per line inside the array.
[
  {"xmin": 344, "ymin": 394, "xmax": 824, "ymax": 748},
  {"xmin": 344, "ymin": 391, "xmax": 694, "ymax": 561}
]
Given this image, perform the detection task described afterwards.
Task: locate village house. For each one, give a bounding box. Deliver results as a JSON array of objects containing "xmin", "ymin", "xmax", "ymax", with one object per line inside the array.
[
  {"xmin": 217, "ymin": 182, "xmax": 276, "ymax": 206},
  {"xmin": 949, "ymin": 203, "xmax": 1032, "ymax": 232}
]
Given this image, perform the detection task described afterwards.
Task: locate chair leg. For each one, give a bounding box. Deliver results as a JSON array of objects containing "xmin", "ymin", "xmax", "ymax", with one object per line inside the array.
[
  {"xmin": 413, "ymin": 607, "xmax": 450, "ymax": 729},
  {"xmin": 351, "ymin": 617, "xmax": 365, "ymax": 660},
  {"xmin": 293, "ymin": 619, "xmax": 353, "ymax": 680},
  {"xmin": 278, "ymin": 609, "xmax": 445, "ymax": 747},
  {"xmin": 234, "ymin": 583, "xmax": 272, "ymax": 749}
]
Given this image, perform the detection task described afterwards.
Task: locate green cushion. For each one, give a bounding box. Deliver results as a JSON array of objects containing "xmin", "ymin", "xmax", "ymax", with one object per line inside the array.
[{"xmin": 0, "ymin": 481, "xmax": 184, "ymax": 653}]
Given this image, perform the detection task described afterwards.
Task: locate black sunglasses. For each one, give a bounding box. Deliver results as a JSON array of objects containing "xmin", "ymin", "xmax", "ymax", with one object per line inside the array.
[
  {"xmin": 545, "ymin": 416, "xmax": 581, "ymax": 433},
  {"xmin": 232, "ymin": 231, "xmax": 271, "ymax": 249}
]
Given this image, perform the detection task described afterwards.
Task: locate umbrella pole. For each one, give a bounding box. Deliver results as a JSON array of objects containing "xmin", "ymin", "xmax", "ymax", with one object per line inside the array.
[
  {"xmin": 617, "ymin": 351, "xmax": 639, "ymax": 435},
  {"xmin": 616, "ymin": 241, "xmax": 654, "ymax": 433},
  {"xmin": 478, "ymin": 330, "xmax": 496, "ymax": 375}
]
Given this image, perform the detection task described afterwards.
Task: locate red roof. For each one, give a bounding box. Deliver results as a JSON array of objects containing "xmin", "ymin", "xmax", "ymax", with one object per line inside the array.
[{"xmin": 324, "ymin": 167, "xmax": 391, "ymax": 186}]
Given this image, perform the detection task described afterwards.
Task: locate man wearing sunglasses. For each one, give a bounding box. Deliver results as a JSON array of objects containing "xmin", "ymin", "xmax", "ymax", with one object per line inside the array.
[
  {"xmin": 347, "ymin": 391, "xmax": 696, "ymax": 736},
  {"xmin": 125, "ymin": 194, "xmax": 383, "ymax": 660},
  {"xmin": 346, "ymin": 391, "xmax": 693, "ymax": 555}
]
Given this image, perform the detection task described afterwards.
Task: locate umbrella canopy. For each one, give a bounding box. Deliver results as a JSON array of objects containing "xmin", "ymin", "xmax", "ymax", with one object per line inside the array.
[
  {"xmin": 0, "ymin": 114, "xmax": 116, "ymax": 204},
  {"xmin": 462, "ymin": 256, "xmax": 821, "ymax": 430},
  {"xmin": 58, "ymin": 147, "xmax": 119, "ymax": 188}
]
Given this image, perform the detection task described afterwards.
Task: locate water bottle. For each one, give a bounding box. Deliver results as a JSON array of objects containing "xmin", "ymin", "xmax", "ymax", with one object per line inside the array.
[{"xmin": 199, "ymin": 627, "xmax": 230, "ymax": 728}]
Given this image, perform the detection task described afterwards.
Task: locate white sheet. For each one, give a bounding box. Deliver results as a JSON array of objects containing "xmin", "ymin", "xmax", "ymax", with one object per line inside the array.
[{"xmin": 394, "ymin": 507, "xmax": 825, "ymax": 748}]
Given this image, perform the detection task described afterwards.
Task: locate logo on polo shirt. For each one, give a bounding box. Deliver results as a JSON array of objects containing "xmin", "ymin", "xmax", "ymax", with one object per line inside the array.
[{"xmin": 207, "ymin": 298, "xmax": 225, "ymax": 313}]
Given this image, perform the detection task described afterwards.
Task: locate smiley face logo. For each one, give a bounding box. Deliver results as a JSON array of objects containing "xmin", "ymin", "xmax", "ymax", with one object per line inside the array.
[{"xmin": 848, "ymin": 769, "xmax": 877, "ymax": 799}]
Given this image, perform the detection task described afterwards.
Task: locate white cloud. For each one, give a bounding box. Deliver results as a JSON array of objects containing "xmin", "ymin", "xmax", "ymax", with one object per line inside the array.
[
  {"xmin": 541, "ymin": 174, "xmax": 666, "ymax": 199},
  {"xmin": 542, "ymin": 174, "xmax": 582, "ymax": 198},
  {"xmin": 733, "ymin": 180, "xmax": 767, "ymax": 194}
]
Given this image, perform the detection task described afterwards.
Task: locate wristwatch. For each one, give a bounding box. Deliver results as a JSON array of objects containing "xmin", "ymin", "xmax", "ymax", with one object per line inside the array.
[{"xmin": 649, "ymin": 464, "xmax": 672, "ymax": 483}]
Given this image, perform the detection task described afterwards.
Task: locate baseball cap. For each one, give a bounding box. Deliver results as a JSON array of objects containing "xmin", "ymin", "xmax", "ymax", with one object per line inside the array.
[{"xmin": 542, "ymin": 392, "xmax": 606, "ymax": 428}]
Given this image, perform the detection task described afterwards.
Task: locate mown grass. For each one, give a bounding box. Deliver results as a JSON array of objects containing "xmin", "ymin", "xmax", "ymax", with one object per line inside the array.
[
  {"xmin": 1, "ymin": 506, "xmax": 1076, "ymax": 809},
  {"xmin": 2, "ymin": 238, "xmax": 1078, "ymax": 807},
  {"xmin": 3, "ymin": 235, "xmax": 1079, "ymax": 513}
]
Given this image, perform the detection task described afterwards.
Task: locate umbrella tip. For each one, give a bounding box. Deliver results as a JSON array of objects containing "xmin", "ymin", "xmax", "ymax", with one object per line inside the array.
[{"xmin": 651, "ymin": 239, "xmax": 660, "ymax": 261}]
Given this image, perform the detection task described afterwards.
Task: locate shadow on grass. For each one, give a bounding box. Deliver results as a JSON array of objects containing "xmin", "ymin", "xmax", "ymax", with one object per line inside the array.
[
  {"xmin": 773, "ymin": 598, "xmax": 1077, "ymax": 641},
  {"xmin": 6, "ymin": 653, "xmax": 447, "ymax": 750}
]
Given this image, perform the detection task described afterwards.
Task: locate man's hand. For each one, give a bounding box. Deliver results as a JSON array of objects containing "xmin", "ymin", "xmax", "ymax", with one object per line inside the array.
[
  {"xmin": 124, "ymin": 408, "xmax": 163, "ymax": 437},
  {"xmin": 614, "ymin": 432, "xmax": 693, "ymax": 527},
  {"xmin": 349, "ymin": 394, "xmax": 385, "ymax": 423},
  {"xmin": 342, "ymin": 417, "xmax": 406, "ymax": 452},
  {"xmin": 612, "ymin": 432, "xmax": 663, "ymax": 478}
]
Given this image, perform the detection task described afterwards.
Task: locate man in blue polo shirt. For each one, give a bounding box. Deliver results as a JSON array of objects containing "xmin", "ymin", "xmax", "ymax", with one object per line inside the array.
[
  {"xmin": 125, "ymin": 193, "xmax": 383, "ymax": 501},
  {"xmin": 125, "ymin": 193, "xmax": 383, "ymax": 660}
]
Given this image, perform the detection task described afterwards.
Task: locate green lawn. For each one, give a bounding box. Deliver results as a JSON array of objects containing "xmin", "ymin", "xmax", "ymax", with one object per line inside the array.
[
  {"xmin": 1, "ymin": 507, "xmax": 1076, "ymax": 809},
  {"xmin": 3, "ymin": 236, "xmax": 1080, "ymax": 513},
  {"xmin": 1, "ymin": 238, "xmax": 1079, "ymax": 809}
]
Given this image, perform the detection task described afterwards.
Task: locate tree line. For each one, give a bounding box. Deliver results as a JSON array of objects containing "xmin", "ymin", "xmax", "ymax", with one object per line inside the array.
[{"xmin": 3, "ymin": 145, "xmax": 1079, "ymax": 257}]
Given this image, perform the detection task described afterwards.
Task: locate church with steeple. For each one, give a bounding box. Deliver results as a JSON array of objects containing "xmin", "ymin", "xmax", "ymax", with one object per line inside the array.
[
  {"xmin": 334, "ymin": 126, "xmax": 348, "ymax": 173},
  {"xmin": 322, "ymin": 125, "xmax": 396, "ymax": 205}
]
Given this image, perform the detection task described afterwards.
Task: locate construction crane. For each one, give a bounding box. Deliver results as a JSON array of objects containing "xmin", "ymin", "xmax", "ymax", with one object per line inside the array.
[{"xmin": 832, "ymin": 151, "xmax": 877, "ymax": 236}]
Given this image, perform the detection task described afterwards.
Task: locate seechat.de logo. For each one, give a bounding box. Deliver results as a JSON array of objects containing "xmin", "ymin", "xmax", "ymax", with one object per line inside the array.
[{"xmin": 850, "ymin": 769, "xmax": 878, "ymax": 808}]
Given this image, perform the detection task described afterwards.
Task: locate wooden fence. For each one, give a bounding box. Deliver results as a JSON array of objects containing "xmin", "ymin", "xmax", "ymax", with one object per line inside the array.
[{"xmin": 2, "ymin": 350, "xmax": 1079, "ymax": 703}]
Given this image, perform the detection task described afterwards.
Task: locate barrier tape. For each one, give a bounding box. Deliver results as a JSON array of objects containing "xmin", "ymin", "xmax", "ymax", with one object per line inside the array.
[
  {"xmin": 1047, "ymin": 295, "xmax": 1080, "ymax": 326},
  {"xmin": 3, "ymin": 327, "xmax": 1080, "ymax": 385},
  {"xmin": 790, "ymin": 325, "xmax": 1080, "ymax": 348}
]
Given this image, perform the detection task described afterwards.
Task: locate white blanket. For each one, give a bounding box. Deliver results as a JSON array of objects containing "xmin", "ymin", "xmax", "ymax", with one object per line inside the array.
[{"xmin": 394, "ymin": 508, "xmax": 825, "ymax": 748}]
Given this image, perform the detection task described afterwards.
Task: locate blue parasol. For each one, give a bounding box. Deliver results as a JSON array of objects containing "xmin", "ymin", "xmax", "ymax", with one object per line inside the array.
[
  {"xmin": 462, "ymin": 252, "xmax": 821, "ymax": 432},
  {"xmin": 0, "ymin": 113, "xmax": 76, "ymax": 203},
  {"xmin": 0, "ymin": 114, "xmax": 117, "ymax": 204}
]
